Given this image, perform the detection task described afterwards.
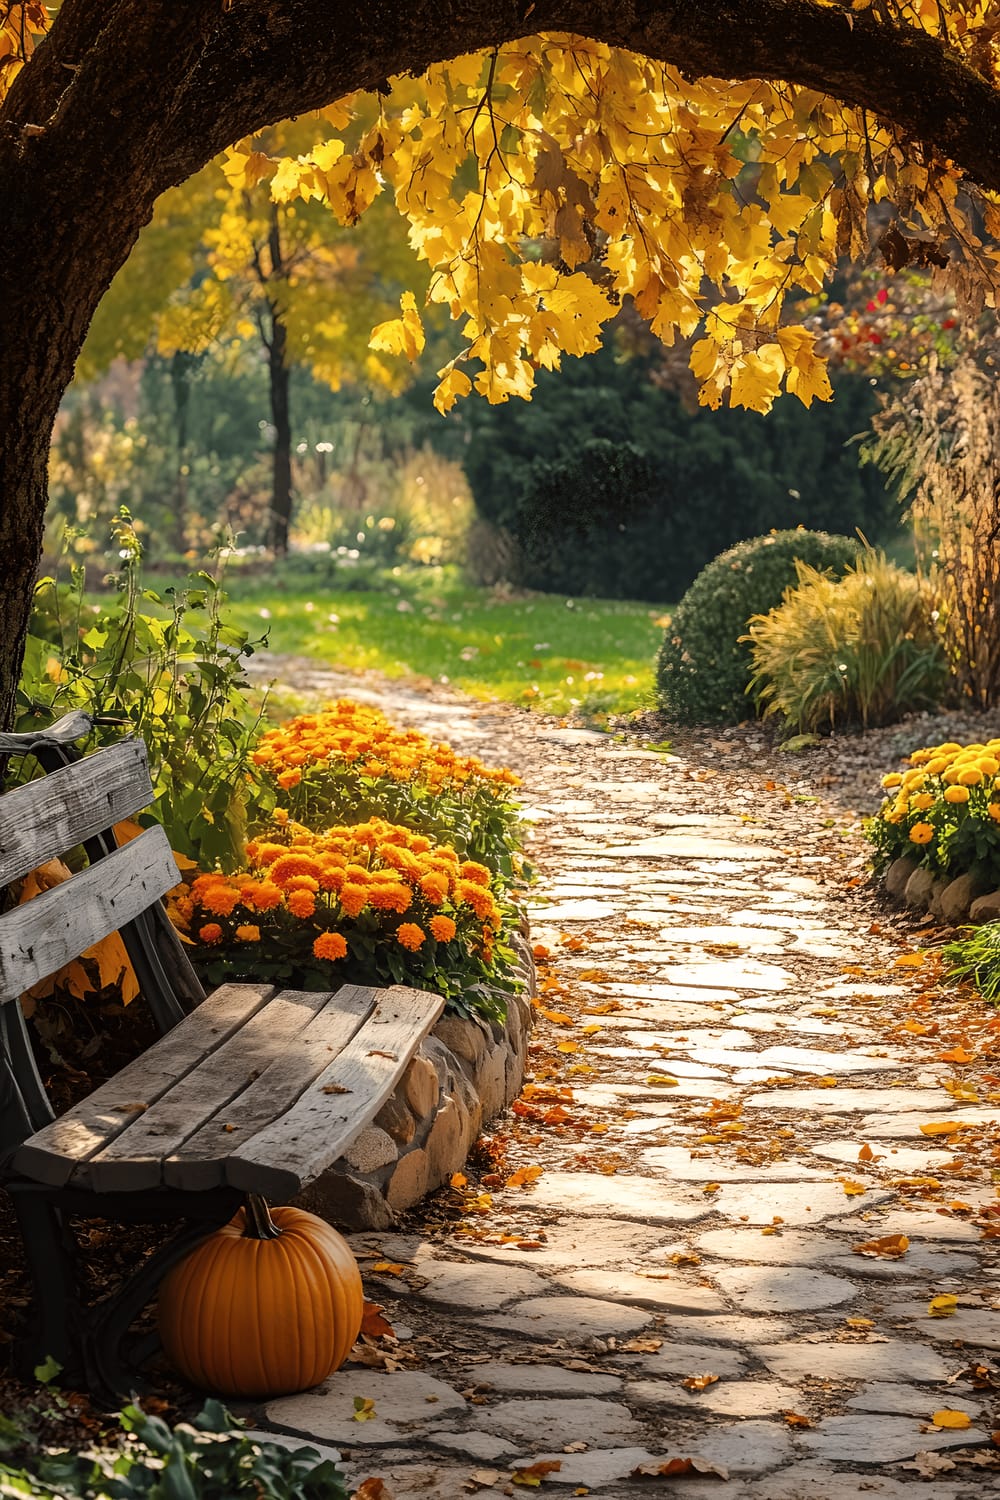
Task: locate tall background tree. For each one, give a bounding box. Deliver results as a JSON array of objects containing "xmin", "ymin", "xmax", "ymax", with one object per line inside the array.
[{"xmin": 6, "ymin": 1, "xmax": 1000, "ymax": 724}]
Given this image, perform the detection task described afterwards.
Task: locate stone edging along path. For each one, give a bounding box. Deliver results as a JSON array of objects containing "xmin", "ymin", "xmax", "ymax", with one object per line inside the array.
[{"xmin": 251, "ymin": 665, "xmax": 1000, "ymax": 1500}]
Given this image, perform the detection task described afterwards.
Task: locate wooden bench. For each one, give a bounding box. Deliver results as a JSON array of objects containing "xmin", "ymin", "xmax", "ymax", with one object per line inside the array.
[{"xmin": 0, "ymin": 713, "xmax": 444, "ymax": 1398}]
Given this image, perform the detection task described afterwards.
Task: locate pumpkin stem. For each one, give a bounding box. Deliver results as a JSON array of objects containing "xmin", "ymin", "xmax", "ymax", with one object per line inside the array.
[{"xmin": 243, "ymin": 1194, "xmax": 283, "ymax": 1240}]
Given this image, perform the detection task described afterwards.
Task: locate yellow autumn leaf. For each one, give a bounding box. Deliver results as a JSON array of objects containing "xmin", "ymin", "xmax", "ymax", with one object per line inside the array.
[
  {"xmin": 433, "ymin": 365, "xmax": 473, "ymax": 414},
  {"xmin": 919, "ymin": 1121, "xmax": 970, "ymax": 1136},
  {"xmin": 369, "ymin": 291, "xmax": 425, "ymax": 362},
  {"xmin": 927, "ymin": 1294, "xmax": 959, "ymax": 1317},
  {"xmin": 932, "ymin": 1409, "xmax": 972, "ymax": 1429}
]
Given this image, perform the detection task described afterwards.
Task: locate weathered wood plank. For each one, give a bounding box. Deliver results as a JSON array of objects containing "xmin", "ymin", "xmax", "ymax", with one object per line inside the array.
[
  {"xmin": 12, "ymin": 982, "xmax": 276, "ymax": 1186},
  {"xmin": 0, "ymin": 711, "xmax": 93, "ymax": 756},
  {"xmin": 0, "ymin": 826, "xmax": 179, "ymax": 1004},
  {"xmin": 84, "ymin": 989, "xmax": 334, "ymax": 1192},
  {"xmin": 0, "ymin": 740, "xmax": 152, "ymax": 886},
  {"xmin": 165, "ymin": 984, "xmax": 376, "ymax": 1190},
  {"xmin": 226, "ymin": 985, "xmax": 446, "ymax": 1198}
]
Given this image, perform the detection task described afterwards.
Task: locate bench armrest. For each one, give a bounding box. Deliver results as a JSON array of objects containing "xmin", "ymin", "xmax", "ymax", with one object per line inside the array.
[{"xmin": 0, "ymin": 711, "xmax": 96, "ymax": 756}]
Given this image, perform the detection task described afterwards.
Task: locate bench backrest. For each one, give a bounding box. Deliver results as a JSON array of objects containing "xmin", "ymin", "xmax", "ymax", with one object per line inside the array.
[{"xmin": 0, "ymin": 740, "xmax": 180, "ymax": 1005}]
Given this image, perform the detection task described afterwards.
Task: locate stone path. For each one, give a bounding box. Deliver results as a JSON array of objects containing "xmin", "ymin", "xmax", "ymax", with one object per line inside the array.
[{"xmin": 252, "ymin": 668, "xmax": 1000, "ymax": 1498}]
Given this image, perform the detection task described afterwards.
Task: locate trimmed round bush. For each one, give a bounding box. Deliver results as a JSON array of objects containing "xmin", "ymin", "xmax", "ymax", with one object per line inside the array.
[{"xmin": 656, "ymin": 529, "xmax": 860, "ymax": 724}]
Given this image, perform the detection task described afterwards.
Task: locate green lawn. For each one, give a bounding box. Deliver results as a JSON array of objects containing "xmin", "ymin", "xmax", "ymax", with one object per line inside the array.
[{"xmin": 215, "ymin": 564, "xmax": 669, "ymax": 718}]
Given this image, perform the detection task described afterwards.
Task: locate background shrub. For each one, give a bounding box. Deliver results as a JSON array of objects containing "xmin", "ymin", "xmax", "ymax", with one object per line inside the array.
[
  {"xmin": 746, "ymin": 552, "xmax": 947, "ymax": 732},
  {"xmin": 656, "ymin": 529, "xmax": 860, "ymax": 724},
  {"xmin": 460, "ymin": 345, "xmax": 893, "ymax": 600}
]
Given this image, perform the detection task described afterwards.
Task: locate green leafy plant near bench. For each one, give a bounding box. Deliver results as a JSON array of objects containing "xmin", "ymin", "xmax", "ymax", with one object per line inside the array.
[
  {"xmin": 19, "ymin": 514, "xmax": 269, "ymax": 872},
  {"xmin": 866, "ymin": 736, "xmax": 1000, "ymax": 886},
  {"xmin": 0, "ymin": 1399, "xmax": 348, "ymax": 1500},
  {"xmin": 656, "ymin": 529, "xmax": 860, "ymax": 724}
]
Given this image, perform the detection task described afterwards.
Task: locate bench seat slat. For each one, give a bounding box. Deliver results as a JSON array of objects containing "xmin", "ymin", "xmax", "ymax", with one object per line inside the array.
[
  {"xmin": 165, "ymin": 984, "xmax": 378, "ymax": 1191},
  {"xmin": 11, "ymin": 982, "xmax": 276, "ymax": 1186},
  {"xmin": 226, "ymin": 985, "xmax": 445, "ymax": 1198},
  {"xmin": 0, "ymin": 740, "xmax": 152, "ymax": 886},
  {"xmin": 80, "ymin": 988, "xmax": 338, "ymax": 1192},
  {"xmin": 0, "ymin": 825, "xmax": 180, "ymax": 1003}
]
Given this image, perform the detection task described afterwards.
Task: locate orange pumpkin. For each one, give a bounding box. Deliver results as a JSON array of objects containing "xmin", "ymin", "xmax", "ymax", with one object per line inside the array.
[{"xmin": 158, "ymin": 1197, "xmax": 364, "ymax": 1398}]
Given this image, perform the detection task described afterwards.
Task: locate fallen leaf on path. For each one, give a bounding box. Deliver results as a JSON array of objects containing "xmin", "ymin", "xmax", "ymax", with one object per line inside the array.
[
  {"xmin": 372, "ymin": 1261, "xmax": 406, "ymax": 1275},
  {"xmin": 352, "ymin": 1480, "xmax": 392, "ymax": 1500},
  {"xmin": 450, "ymin": 1172, "xmax": 468, "ymax": 1189},
  {"xmin": 630, "ymin": 1457, "xmax": 728, "ymax": 1480},
  {"xmin": 783, "ymin": 1411, "xmax": 813, "ymax": 1428},
  {"xmin": 932, "ymin": 1410, "xmax": 972, "ymax": 1429},
  {"xmin": 577, "ymin": 969, "xmax": 611, "ymax": 983},
  {"xmin": 846, "ymin": 1317, "xmax": 875, "ymax": 1329},
  {"xmin": 512, "ymin": 1460, "xmax": 562, "ymax": 1486},
  {"xmin": 894, "ymin": 953, "xmax": 925, "ymax": 968},
  {"xmin": 899, "ymin": 1453, "xmax": 956, "ymax": 1476},
  {"xmin": 647, "ymin": 1074, "xmax": 679, "ymax": 1087},
  {"xmin": 702, "ymin": 1182, "xmax": 721, "ymax": 1194},
  {"xmin": 858, "ymin": 1143, "xmax": 877, "ymax": 1162},
  {"xmin": 505, "ymin": 1165, "xmax": 544, "ymax": 1188},
  {"xmin": 352, "ymin": 1396, "xmax": 377, "ymax": 1422},
  {"xmin": 465, "ymin": 1469, "xmax": 502, "ymax": 1491},
  {"xmin": 919, "ymin": 1121, "xmax": 970, "ymax": 1136},
  {"xmin": 928, "ymin": 1294, "xmax": 959, "ymax": 1317},
  {"xmin": 838, "ymin": 1178, "xmax": 867, "ymax": 1195},
  {"xmin": 361, "ymin": 1302, "xmax": 395, "ymax": 1339},
  {"xmin": 620, "ymin": 1336, "xmax": 663, "ymax": 1352},
  {"xmin": 852, "ymin": 1234, "xmax": 910, "ymax": 1259},
  {"xmin": 816, "ymin": 1076, "xmax": 838, "ymax": 1088},
  {"xmin": 938, "ymin": 1046, "xmax": 976, "ymax": 1064},
  {"xmin": 681, "ymin": 1373, "xmax": 719, "ymax": 1390}
]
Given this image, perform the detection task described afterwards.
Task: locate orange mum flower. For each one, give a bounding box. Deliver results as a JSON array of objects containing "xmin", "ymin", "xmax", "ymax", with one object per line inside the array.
[
  {"xmin": 199, "ymin": 884, "xmax": 241, "ymax": 918},
  {"xmin": 284, "ymin": 874, "xmax": 320, "ymax": 893},
  {"xmin": 313, "ymin": 932, "xmax": 348, "ymax": 961},
  {"xmin": 419, "ymin": 872, "xmax": 449, "ymax": 904},
  {"xmin": 459, "ymin": 861, "xmax": 492, "ymax": 887},
  {"xmin": 396, "ymin": 922, "xmax": 426, "ymax": 951},
  {"xmin": 235, "ymin": 924, "xmax": 261, "ymax": 943},
  {"xmin": 368, "ymin": 884, "xmax": 412, "ymax": 914},
  {"xmin": 198, "ymin": 923, "xmax": 223, "ymax": 944},
  {"xmin": 429, "ymin": 915, "xmax": 456, "ymax": 943},
  {"xmin": 339, "ymin": 883, "xmax": 369, "ymax": 917},
  {"xmin": 270, "ymin": 853, "xmax": 323, "ymax": 884},
  {"xmin": 286, "ymin": 889, "xmax": 317, "ymax": 919},
  {"xmin": 277, "ymin": 769, "xmax": 302, "ymax": 789},
  {"xmin": 244, "ymin": 880, "xmax": 282, "ymax": 912}
]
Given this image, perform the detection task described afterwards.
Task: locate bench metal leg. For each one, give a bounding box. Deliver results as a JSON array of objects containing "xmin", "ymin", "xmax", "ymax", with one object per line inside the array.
[
  {"xmin": 7, "ymin": 1183, "xmax": 243, "ymax": 1403},
  {"xmin": 10, "ymin": 1193, "xmax": 80, "ymax": 1382}
]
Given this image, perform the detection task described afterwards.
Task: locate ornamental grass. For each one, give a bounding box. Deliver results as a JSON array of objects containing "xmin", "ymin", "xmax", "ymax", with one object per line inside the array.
[
  {"xmin": 171, "ymin": 816, "xmax": 519, "ymax": 1020},
  {"xmin": 252, "ymin": 700, "xmax": 523, "ymax": 879},
  {"xmin": 867, "ymin": 737, "xmax": 1000, "ymax": 887}
]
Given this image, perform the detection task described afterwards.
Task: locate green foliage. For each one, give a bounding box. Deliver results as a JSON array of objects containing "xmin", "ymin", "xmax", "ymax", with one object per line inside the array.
[
  {"xmin": 459, "ymin": 343, "xmax": 894, "ymax": 600},
  {"xmin": 0, "ymin": 1399, "xmax": 348, "ymax": 1500},
  {"xmin": 746, "ymin": 552, "xmax": 947, "ymax": 732},
  {"xmin": 941, "ymin": 922, "xmax": 1000, "ymax": 1005},
  {"xmin": 866, "ymin": 737, "xmax": 1000, "ymax": 885},
  {"xmin": 656, "ymin": 529, "xmax": 861, "ymax": 725},
  {"xmin": 19, "ymin": 514, "xmax": 270, "ymax": 870}
]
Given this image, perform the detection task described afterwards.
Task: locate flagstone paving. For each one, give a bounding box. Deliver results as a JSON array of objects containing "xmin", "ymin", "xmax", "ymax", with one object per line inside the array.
[{"xmin": 250, "ymin": 672, "xmax": 1000, "ymax": 1498}]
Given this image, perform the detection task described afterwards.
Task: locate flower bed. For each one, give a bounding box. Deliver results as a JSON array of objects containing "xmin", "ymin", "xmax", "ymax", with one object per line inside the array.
[
  {"xmin": 252, "ymin": 699, "xmax": 523, "ymax": 879},
  {"xmin": 869, "ymin": 736, "xmax": 1000, "ymax": 923},
  {"xmin": 173, "ymin": 815, "xmax": 519, "ymax": 1021}
]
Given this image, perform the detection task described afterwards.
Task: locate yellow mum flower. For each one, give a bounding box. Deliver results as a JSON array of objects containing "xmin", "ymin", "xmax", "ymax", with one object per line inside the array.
[
  {"xmin": 923, "ymin": 757, "xmax": 949, "ymax": 775},
  {"xmin": 881, "ymin": 773, "xmax": 903, "ymax": 788},
  {"xmin": 944, "ymin": 785, "xmax": 970, "ymax": 804},
  {"xmin": 908, "ymin": 823, "xmax": 934, "ymax": 844},
  {"xmin": 911, "ymin": 793, "xmax": 934, "ymax": 811},
  {"xmin": 979, "ymin": 757, "xmax": 1000, "ymax": 776},
  {"xmin": 958, "ymin": 768, "xmax": 983, "ymax": 786},
  {"xmin": 989, "ymin": 804, "xmax": 1000, "ymax": 823}
]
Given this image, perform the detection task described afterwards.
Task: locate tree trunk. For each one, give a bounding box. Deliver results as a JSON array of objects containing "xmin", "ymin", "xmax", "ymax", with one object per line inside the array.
[
  {"xmin": 267, "ymin": 309, "xmax": 294, "ymax": 556},
  {"xmin": 3, "ymin": 0, "xmax": 1000, "ymax": 729}
]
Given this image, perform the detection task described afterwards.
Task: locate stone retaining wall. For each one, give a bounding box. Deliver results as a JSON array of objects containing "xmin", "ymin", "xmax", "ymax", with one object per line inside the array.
[
  {"xmin": 884, "ymin": 855, "xmax": 1000, "ymax": 925},
  {"xmin": 297, "ymin": 930, "xmax": 535, "ymax": 1230}
]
